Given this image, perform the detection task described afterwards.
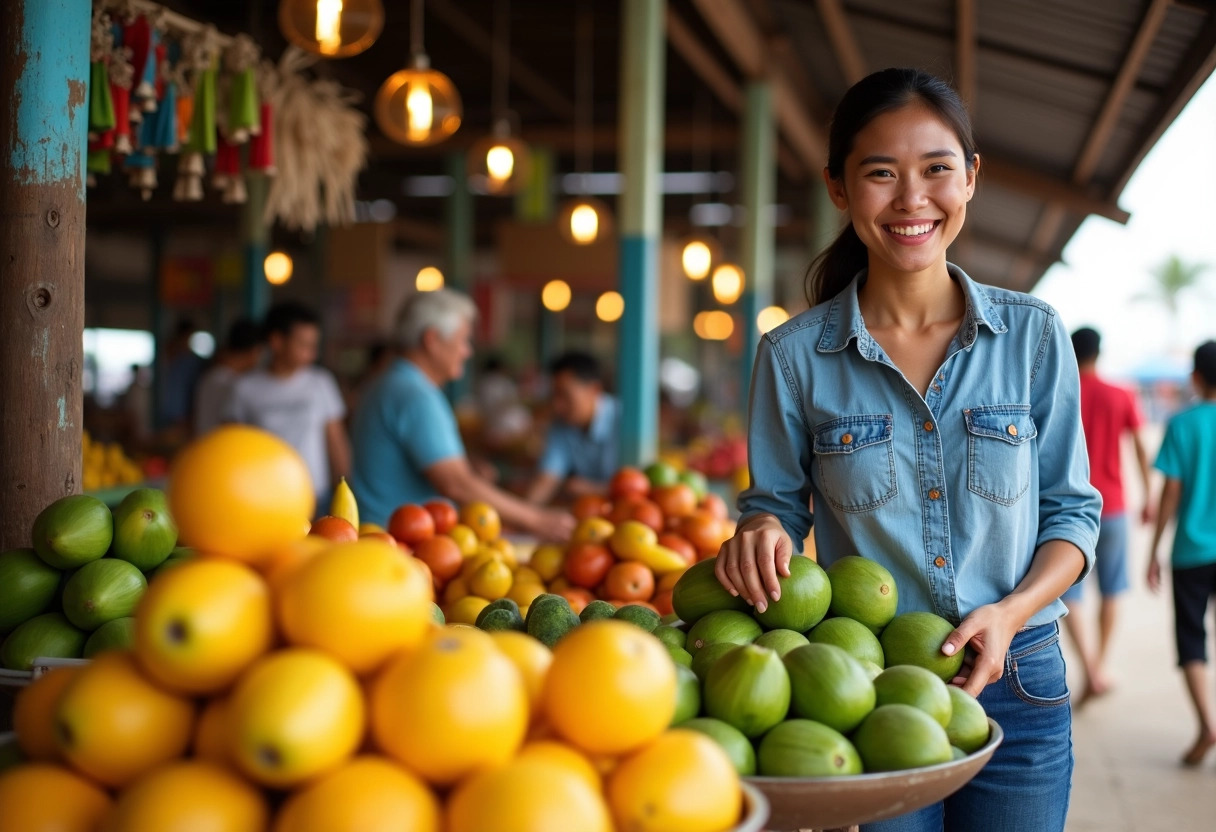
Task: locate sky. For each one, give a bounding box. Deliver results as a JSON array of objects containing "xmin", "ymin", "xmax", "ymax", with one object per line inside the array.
[{"xmin": 1032, "ymin": 74, "xmax": 1216, "ymax": 380}]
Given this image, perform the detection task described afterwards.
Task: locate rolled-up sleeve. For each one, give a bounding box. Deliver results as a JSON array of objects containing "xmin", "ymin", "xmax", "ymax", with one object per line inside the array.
[{"xmin": 737, "ymin": 335, "xmax": 815, "ymax": 544}]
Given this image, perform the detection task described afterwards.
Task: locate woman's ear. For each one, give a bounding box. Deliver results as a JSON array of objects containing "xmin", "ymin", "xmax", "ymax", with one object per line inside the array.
[
  {"xmin": 965, "ymin": 153, "xmax": 980, "ymax": 201},
  {"xmin": 824, "ymin": 167, "xmax": 849, "ymax": 211}
]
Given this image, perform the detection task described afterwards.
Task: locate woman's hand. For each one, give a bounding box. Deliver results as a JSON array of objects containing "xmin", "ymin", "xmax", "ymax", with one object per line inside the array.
[
  {"xmin": 941, "ymin": 601, "xmax": 1022, "ymax": 698},
  {"xmin": 714, "ymin": 514, "xmax": 794, "ymax": 614}
]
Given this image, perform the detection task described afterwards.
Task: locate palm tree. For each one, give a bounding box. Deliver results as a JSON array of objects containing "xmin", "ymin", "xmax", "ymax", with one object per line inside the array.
[{"xmin": 1135, "ymin": 255, "xmax": 1209, "ymax": 318}]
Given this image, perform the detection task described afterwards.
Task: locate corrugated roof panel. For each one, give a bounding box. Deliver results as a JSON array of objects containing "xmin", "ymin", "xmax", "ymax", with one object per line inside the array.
[
  {"xmin": 968, "ymin": 186, "xmax": 1048, "ymax": 244},
  {"xmin": 1140, "ymin": 4, "xmax": 1209, "ymax": 89},
  {"xmin": 853, "ymin": 18, "xmax": 956, "ymax": 81},
  {"xmin": 845, "ymin": 0, "xmax": 954, "ymax": 32},
  {"xmin": 979, "ymin": 0, "xmax": 1145, "ymax": 77},
  {"xmin": 1093, "ymin": 86, "xmax": 1163, "ymax": 187}
]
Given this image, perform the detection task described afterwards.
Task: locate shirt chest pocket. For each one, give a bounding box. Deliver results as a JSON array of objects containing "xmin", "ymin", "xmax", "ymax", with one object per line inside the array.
[
  {"xmin": 964, "ymin": 405, "xmax": 1037, "ymax": 506},
  {"xmin": 812, "ymin": 414, "xmax": 897, "ymax": 513}
]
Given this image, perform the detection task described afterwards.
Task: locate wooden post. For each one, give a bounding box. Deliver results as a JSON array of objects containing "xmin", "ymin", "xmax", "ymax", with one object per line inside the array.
[{"xmin": 0, "ymin": 0, "xmax": 90, "ymax": 548}]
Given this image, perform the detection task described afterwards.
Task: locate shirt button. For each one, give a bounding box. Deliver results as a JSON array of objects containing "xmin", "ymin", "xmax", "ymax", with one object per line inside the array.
[
  {"xmin": 1007, "ymin": 424, "xmax": 1018, "ymax": 437},
  {"xmin": 841, "ymin": 433, "xmax": 853, "ymax": 444},
  {"xmin": 923, "ymin": 421, "xmax": 934, "ymax": 432},
  {"xmin": 934, "ymin": 556, "xmax": 946, "ymax": 568},
  {"xmin": 928, "ymin": 489, "xmax": 941, "ymax": 500},
  {"xmin": 932, "ymin": 383, "xmax": 941, "ymax": 392}
]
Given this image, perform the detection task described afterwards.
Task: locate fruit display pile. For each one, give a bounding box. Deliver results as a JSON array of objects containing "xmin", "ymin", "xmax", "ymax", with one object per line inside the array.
[
  {"xmin": 0, "ymin": 426, "xmax": 753, "ymax": 832},
  {"xmin": 1, "ymin": 489, "xmax": 186, "ymax": 670},
  {"xmin": 81, "ymin": 431, "xmax": 145, "ymax": 492}
]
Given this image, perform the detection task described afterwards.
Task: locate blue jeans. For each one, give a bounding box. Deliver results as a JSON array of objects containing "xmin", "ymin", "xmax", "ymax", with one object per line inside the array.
[
  {"xmin": 863, "ymin": 623, "xmax": 1073, "ymax": 832},
  {"xmin": 1062, "ymin": 513, "xmax": 1130, "ymax": 602}
]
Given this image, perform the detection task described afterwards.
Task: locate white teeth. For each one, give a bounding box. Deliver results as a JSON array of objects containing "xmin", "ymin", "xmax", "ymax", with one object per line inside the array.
[{"xmin": 887, "ymin": 223, "xmax": 934, "ymax": 236}]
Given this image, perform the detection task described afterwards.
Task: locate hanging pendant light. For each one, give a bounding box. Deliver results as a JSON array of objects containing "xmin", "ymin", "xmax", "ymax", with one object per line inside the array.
[
  {"xmin": 375, "ymin": 0, "xmax": 462, "ymax": 146},
  {"xmin": 468, "ymin": 0, "xmax": 530, "ymax": 195},
  {"xmin": 561, "ymin": 196, "xmax": 613, "ymax": 244},
  {"xmin": 559, "ymin": 3, "xmax": 613, "ymax": 244},
  {"xmin": 711, "ymin": 263, "xmax": 745, "ymax": 305},
  {"xmin": 279, "ymin": 0, "xmax": 384, "ymax": 58}
]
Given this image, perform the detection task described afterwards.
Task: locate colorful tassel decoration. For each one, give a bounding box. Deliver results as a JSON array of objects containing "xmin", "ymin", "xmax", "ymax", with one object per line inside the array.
[{"xmin": 248, "ymin": 101, "xmax": 275, "ymax": 174}]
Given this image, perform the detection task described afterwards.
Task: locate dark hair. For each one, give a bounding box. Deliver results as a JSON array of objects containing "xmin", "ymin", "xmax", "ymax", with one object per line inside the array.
[
  {"xmin": 806, "ymin": 68, "xmax": 978, "ymax": 306},
  {"xmin": 226, "ymin": 317, "xmax": 262, "ymax": 352},
  {"xmin": 263, "ymin": 301, "xmax": 320, "ymax": 339},
  {"xmin": 1195, "ymin": 340, "xmax": 1216, "ymax": 387},
  {"xmin": 1071, "ymin": 327, "xmax": 1101, "ymax": 363},
  {"xmin": 549, "ymin": 351, "xmax": 602, "ymax": 385}
]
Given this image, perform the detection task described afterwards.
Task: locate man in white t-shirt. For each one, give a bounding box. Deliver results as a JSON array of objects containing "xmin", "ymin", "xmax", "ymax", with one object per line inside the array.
[
  {"xmin": 193, "ymin": 318, "xmax": 262, "ymax": 436},
  {"xmin": 226, "ymin": 302, "xmax": 350, "ymax": 506}
]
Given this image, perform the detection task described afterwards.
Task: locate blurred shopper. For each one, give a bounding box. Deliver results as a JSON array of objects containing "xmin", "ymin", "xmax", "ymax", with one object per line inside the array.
[
  {"xmin": 1062, "ymin": 327, "xmax": 1154, "ymax": 704},
  {"xmin": 1147, "ymin": 340, "xmax": 1216, "ymax": 767},
  {"xmin": 194, "ymin": 318, "xmax": 263, "ymax": 435},
  {"xmin": 525, "ymin": 351, "xmax": 619, "ymax": 505},
  {"xmin": 225, "ymin": 302, "xmax": 349, "ymax": 506},
  {"xmin": 350, "ymin": 289, "xmax": 575, "ymax": 540},
  {"xmin": 157, "ymin": 317, "xmax": 206, "ymax": 431}
]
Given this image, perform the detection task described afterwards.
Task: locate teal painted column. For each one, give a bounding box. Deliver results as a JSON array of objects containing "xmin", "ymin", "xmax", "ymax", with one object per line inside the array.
[
  {"xmin": 446, "ymin": 151, "xmax": 473, "ymax": 403},
  {"xmin": 0, "ymin": 0, "xmax": 90, "ymax": 547},
  {"xmin": 242, "ymin": 173, "xmax": 270, "ymax": 320},
  {"xmin": 616, "ymin": 0, "xmax": 666, "ymax": 467},
  {"xmin": 738, "ymin": 81, "xmax": 776, "ymax": 409}
]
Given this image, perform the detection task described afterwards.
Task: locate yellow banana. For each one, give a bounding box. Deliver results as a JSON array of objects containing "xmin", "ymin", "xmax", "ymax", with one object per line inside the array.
[
  {"xmin": 624, "ymin": 544, "xmax": 689, "ymax": 575},
  {"xmin": 330, "ymin": 477, "xmax": 359, "ymax": 529}
]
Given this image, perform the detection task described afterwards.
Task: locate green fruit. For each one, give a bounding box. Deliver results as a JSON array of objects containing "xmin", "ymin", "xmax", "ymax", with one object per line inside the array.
[
  {"xmin": 679, "ymin": 469, "xmax": 710, "ymax": 501},
  {"xmin": 614, "ymin": 604, "xmax": 661, "ymax": 632},
  {"xmin": 873, "ymin": 665, "xmax": 952, "ymax": 728},
  {"xmin": 754, "ymin": 628, "xmax": 809, "ymax": 658},
  {"xmin": 659, "ymin": 612, "xmax": 683, "ymax": 627},
  {"xmin": 691, "ymin": 642, "xmax": 738, "ymax": 683},
  {"xmin": 654, "ymin": 624, "xmax": 687, "ymax": 650},
  {"xmin": 579, "ymin": 599, "xmax": 618, "ymax": 623},
  {"xmin": 704, "ymin": 644, "xmax": 791, "ymax": 738},
  {"xmin": 784, "ymin": 643, "xmax": 876, "ymax": 734},
  {"xmin": 807, "ymin": 617, "xmax": 885, "ymax": 668},
  {"xmin": 0, "ymin": 612, "xmax": 87, "ymax": 670},
  {"xmin": 61, "ymin": 558, "xmax": 147, "ymax": 631},
  {"xmin": 880, "ymin": 612, "xmax": 965, "ymax": 682},
  {"xmin": 110, "ymin": 488, "xmax": 178, "ymax": 571},
  {"xmin": 478, "ymin": 608, "xmax": 527, "ymax": 632},
  {"xmin": 826, "ymin": 556, "xmax": 899, "ymax": 634},
  {"xmin": 431, "ymin": 603, "xmax": 446, "ymax": 625},
  {"xmin": 645, "ymin": 461, "xmax": 681, "ymax": 488},
  {"xmin": 852, "ymin": 704, "xmax": 953, "ymax": 772},
  {"xmin": 754, "ymin": 556, "xmax": 832, "ymax": 632},
  {"xmin": 525, "ymin": 595, "xmax": 580, "ymax": 648},
  {"xmin": 477, "ymin": 598, "xmax": 523, "ymax": 624},
  {"xmin": 946, "ymin": 686, "xmax": 990, "ymax": 753},
  {"xmin": 860, "ymin": 660, "xmax": 884, "ymax": 680},
  {"xmin": 667, "ymin": 645, "xmax": 693, "ymax": 667},
  {"xmin": 680, "ymin": 717, "xmax": 756, "ymax": 776},
  {"xmin": 951, "ymin": 746, "xmax": 967, "ymax": 761},
  {"xmin": 671, "ymin": 558, "xmax": 749, "ymax": 625},
  {"xmin": 152, "ymin": 546, "xmax": 196, "ymax": 578},
  {"xmin": 757, "ymin": 719, "xmax": 863, "ymax": 777},
  {"xmin": 0, "ymin": 548, "xmax": 61, "ymax": 633},
  {"xmin": 686, "ymin": 609, "xmax": 763, "ymax": 656},
  {"xmin": 83, "ymin": 616, "xmax": 136, "ymax": 657},
  {"xmin": 672, "ymin": 664, "xmax": 701, "ymax": 725},
  {"xmin": 31, "ymin": 495, "xmax": 113, "ymax": 570}
]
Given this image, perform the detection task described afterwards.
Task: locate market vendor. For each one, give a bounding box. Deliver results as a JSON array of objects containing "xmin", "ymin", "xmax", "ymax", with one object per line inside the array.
[
  {"xmin": 350, "ymin": 289, "xmax": 576, "ymax": 541},
  {"xmin": 717, "ymin": 69, "xmax": 1101, "ymax": 832},
  {"xmin": 525, "ymin": 351, "xmax": 620, "ymax": 505}
]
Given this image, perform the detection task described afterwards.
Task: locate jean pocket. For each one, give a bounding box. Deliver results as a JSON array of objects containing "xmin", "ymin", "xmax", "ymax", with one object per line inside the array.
[
  {"xmin": 1006, "ymin": 633, "xmax": 1070, "ymax": 707},
  {"xmin": 813, "ymin": 414, "xmax": 897, "ymax": 513},
  {"xmin": 964, "ymin": 404, "xmax": 1037, "ymax": 506}
]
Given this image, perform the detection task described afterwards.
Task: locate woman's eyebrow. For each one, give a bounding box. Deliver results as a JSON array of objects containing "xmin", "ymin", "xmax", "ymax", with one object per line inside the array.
[{"xmin": 858, "ymin": 149, "xmax": 958, "ymax": 165}]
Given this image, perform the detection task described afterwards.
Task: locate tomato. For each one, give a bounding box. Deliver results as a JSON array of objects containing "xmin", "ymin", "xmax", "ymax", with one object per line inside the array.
[
  {"xmin": 699, "ymin": 493, "xmax": 730, "ymax": 520},
  {"xmin": 309, "ymin": 515, "xmax": 358, "ymax": 542},
  {"xmin": 609, "ymin": 468, "xmax": 650, "ymax": 501},
  {"xmin": 571, "ymin": 495, "xmax": 610, "ymax": 521},
  {"xmin": 606, "ymin": 497, "xmax": 644, "ymax": 525},
  {"xmin": 424, "ymin": 500, "xmax": 459, "ymax": 535},
  {"xmin": 413, "ymin": 535, "xmax": 464, "ymax": 585},
  {"xmin": 603, "ymin": 561, "xmax": 655, "ymax": 603},
  {"xmin": 388, "ymin": 504, "xmax": 436, "ymax": 546},
  {"xmin": 681, "ymin": 512, "xmax": 727, "ymax": 558},
  {"xmin": 563, "ymin": 543, "xmax": 615, "ymax": 590},
  {"xmin": 651, "ymin": 484, "xmax": 697, "ymax": 521},
  {"xmin": 627, "ymin": 499, "xmax": 665, "ymax": 534},
  {"xmin": 656, "ymin": 533, "xmax": 697, "ymax": 567}
]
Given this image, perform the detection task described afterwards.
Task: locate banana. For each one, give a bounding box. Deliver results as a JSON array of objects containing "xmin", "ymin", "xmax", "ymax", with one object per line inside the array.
[
  {"xmin": 624, "ymin": 544, "xmax": 689, "ymax": 575},
  {"xmin": 330, "ymin": 477, "xmax": 359, "ymax": 529}
]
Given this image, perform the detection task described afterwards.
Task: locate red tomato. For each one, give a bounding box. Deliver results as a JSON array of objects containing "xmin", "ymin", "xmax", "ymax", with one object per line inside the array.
[
  {"xmin": 387, "ymin": 504, "xmax": 436, "ymax": 546},
  {"xmin": 423, "ymin": 500, "xmax": 459, "ymax": 535}
]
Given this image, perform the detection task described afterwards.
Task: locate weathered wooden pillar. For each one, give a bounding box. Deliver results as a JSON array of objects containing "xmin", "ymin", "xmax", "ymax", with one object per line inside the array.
[{"xmin": 0, "ymin": 0, "xmax": 91, "ymax": 548}]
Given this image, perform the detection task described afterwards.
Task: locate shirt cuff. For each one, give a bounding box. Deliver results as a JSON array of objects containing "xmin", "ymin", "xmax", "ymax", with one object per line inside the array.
[{"xmin": 1036, "ymin": 523, "xmax": 1098, "ymax": 585}]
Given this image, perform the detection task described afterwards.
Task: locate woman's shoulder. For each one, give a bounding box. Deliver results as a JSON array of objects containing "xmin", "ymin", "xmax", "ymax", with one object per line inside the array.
[
  {"xmin": 761, "ymin": 297, "xmax": 836, "ymax": 347},
  {"xmin": 971, "ymin": 281, "xmax": 1057, "ymax": 321}
]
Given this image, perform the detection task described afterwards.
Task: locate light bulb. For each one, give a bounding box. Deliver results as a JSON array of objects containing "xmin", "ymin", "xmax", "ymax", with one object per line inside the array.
[
  {"xmin": 315, "ymin": 0, "xmax": 343, "ymax": 55},
  {"xmin": 542, "ymin": 279, "xmax": 571, "ymax": 312},
  {"xmin": 694, "ymin": 310, "xmax": 734, "ymax": 340},
  {"xmin": 712, "ymin": 263, "xmax": 744, "ymax": 304},
  {"xmin": 406, "ymin": 80, "xmax": 434, "ymax": 140},
  {"xmin": 757, "ymin": 305, "xmax": 790, "ymax": 333},
  {"xmin": 596, "ymin": 291, "xmax": 624, "ymax": 322},
  {"xmin": 264, "ymin": 251, "xmax": 293, "ymax": 285},
  {"xmin": 416, "ymin": 266, "xmax": 444, "ymax": 292},
  {"xmin": 570, "ymin": 203, "xmax": 599, "ymax": 244},
  {"xmin": 486, "ymin": 144, "xmax": 515, "ymax": 181},
  {"xmin": 682, "ymin": 240, "xmax": 712, "ymax": 281}
]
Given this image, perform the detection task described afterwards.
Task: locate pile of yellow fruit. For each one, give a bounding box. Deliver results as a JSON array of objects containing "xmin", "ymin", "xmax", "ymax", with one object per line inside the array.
[
  {"xmin": 1, "ymin": 426, "xmax": 748, "ymax": 832},
  {"xmin": 81, "ymin": 431, "xmax": 143, "ymax": 492}
]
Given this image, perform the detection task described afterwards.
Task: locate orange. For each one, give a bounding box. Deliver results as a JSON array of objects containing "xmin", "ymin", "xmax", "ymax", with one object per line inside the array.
[
  {"xmin": 604, "ymin": 560, "xmax": 656, "ymax": 602},
  {"xmin": 13, "ymin": 665, "xmax": 81, "ymax": 761},
  {"xmin": 528, "ymin": 544, "xmax": 565, "ymax": 582},
  {"xmin": 468, "ymin": 558, "xmax": 513, "ymax": 600},
  {"xmin": 459, "ymin": 501, "xmax": 502, "ymax": 542},
  {"xmin": 358, "ymin": 522, "xmax": 386, "ymax": 535},
  {"xmin": 609, "ymin": 467, "xmax": 650, "ymax": 500},
  {"xmin": 607, "ymin": 729, "xmax": 742, "ymax": 832},
  {"xmin": 512, "ymin": 565, "xmax": 544, "ymax": 585},
  {"xmin": 371, "ymin": 627, "xmax": 527, "ymax": 785},
  {"xmin": 657, "ymin": 566, "xmax": 688, "ymax": 593},
  {"xmin": 134, "ymin": 558, "xmax": 273, "ymax": 695},
  {"xmin": 652, "ymin": 483, "xmax": 698, "ymax": 520},
  {"xmin": 104, "ymin": 761, "xmax": 267, "ymax": 832},
  {"xmin": 192, "ymin": 696, "xmax": 230, "ymax": 765},
  {"xmin": 442, "ymin": 575, "xmax": 470, "ymax": 605},
  {"xmin": 507, "ymin": 579, "xmax": 545, "ymax": 608},
  {"xmin": 572, "ymin": 516, "xmax": 615, "ymax": 545},
  {"xmin": 447, "ymin": 524, "xmax": 479, "ymax": 556},
  {"xmin": 413, "ymin": 535, "xmax": 463, "ymax": 585},
  {"xmin": 444, "ymin": 595, "xmax": 490, "ymax": 625},
  {"xmin": 547, "ymin": 575, "xmax": 572, "ymax": 593},
  {"xmin": 226, "ymin": 648, "xmax": 364, "ymax": 788},
  {"xmin": 446, "ymin": 756, "xmax": 612, "ymax": 832},
  {"xmin": 277, "ymin": 539, "xmax": 433, "ymax": 675},
  {"xmin": 272, "ymin": 755, "xmax": 440, "ymax": 832},
  {"xmin": 681, "ymin": 512, "xmax": 729, "ymax": 557},
  {"xmin": 517, "ymin": 740, "xmax": 600, "ymax": 792},
  {"xmin": 489, "ymin": 536, "xmax": 518, "ymax": 565},
  {"xmin": 168, "ymin": 425, "xmax": 315, "ymax": 563},
  {"xmin": 488, "ymin": 630, "xmax": 553, "ymax": 719},
  {"xmin": 542, "ymin": 620, "xmax": 676, "ymax": 755},
  {"xmin": 460, "ymin": 548, "xmax": 502, "ymax": 580},
  {"xmin": 260, "ymin": 536, "xmax": 328, "ymax": 591},
  {"xmin": 653, "ymin": 589, "xmax": 674, "ymax": 616},
  {"xmin": 309, "ymin": 515, "xmax": 358, "ymax": 542},
  {"xmin": 55, "ymin": 651, "xmax": 195, "ymax": 787},
  {"xmin": 557, "ymin": 587, "xmax": 594, "ymax": 615},
  {"xmin": 0, "ymin": 763, "xmax": 111, "ymax": 832},
  {"xmin": 387, "ymin": 504, "xmax": 435, "ymax": 546}
]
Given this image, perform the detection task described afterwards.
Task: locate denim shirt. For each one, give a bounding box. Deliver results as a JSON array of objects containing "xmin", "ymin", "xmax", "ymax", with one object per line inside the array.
[{"xmin": 739, "ymin": 264, "xmax": 1101, "ymax": 628}]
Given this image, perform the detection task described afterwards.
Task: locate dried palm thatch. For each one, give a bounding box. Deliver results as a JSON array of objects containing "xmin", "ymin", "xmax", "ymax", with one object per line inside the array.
[{"xmin": 261, "ymin": 46, "xmax": 367, "ymax": 233}]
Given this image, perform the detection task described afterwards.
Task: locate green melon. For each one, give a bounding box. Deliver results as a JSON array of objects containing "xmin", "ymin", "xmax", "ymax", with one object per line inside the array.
[
  {"xmin": 880, "ymin": 612, "xmax": 965, "ymax": 682},
  {"xmin": 806, "ymin": 616, "xmax": 885, "ymax": 668},
  {"xmin": 653, "ymin": 624, "xmax": 687, "ymax": 650},
  {"xmin": 784, "ymin": 643, "xmax": 876, "ymax": 734},
  {"xmin": 873, "ymin": 665, "xmax": 953, "ymax": 728},
  {"xmin": 31, "ymin": 495, "xmax": 113, "ymax": 570},
  {"xmin": 672, "ymin": 664, "xmax": 702, "ymax": 725},
  {"xmin": 0, "ymin": 613, "xmax": 86, "ymax": 670},
  {"xmin": 679, "ymin": 718, "xmax": 756, "ymax": 776},
  {"xmin": 826, "ymin": 556, "xmax": 898, "ymax": 634},
  {"xmin": 61, "ymin": 558, "xmax": 147, "ymax": 631},
  {"xmin": 852, "ymin": 704, "xmax": 953, "ymax": 772},
  {"xmin": 691, "ymin": 641, "xmax": 739, "ymax": 683},
  {"xmin": 754, "ymin": 556, "xmax": 832, "ymax": 632},
  {"xmin": 0, "ymin": 548, "xmax": 61, "ymax": 633},
  {"xmin": 946, "ymin": 686, "xmax": 990, "ymax": 753},
  {"xmin": 671, "ymin": 558, "xmax": 749, "ymax": 625},
  {"xmin": 686, "ymin": 609, "xmax": 763, "ymax": 656},
  {"xmin": 704, "ymin": 644, "xmax": 791, "ymax": 738},
  {"xmin": 111, "ymin": 488, "xmax": 178, "ymax": 571},
  {"xmin": 754, "ymin": 628, "xmax": 810, "ymax": 658},
  {"xmin": 83, "ymin": 616, "xmax": 136, "ymax": 657},
  {"xmin": 151, "ymin": 546, "xmax": 196, "ymax": 578},
  {"xmin": 667, "ymin": 645, "xmax": 694, "ymax": 667},
  {"xmin": 757, "ymin": 719, "xmax": 862, "ymax": 777}
]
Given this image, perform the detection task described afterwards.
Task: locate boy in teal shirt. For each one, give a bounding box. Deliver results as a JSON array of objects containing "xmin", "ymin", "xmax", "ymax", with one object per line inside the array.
[{"xmin": 1148, "ymin": 339, "xmax": 1216, "ymax": 767}]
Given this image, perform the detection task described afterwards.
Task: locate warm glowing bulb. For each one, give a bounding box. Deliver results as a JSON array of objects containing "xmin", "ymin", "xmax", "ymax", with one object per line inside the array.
[
  {"xmin": 315, "ymin": 0, "xmax": 343, "ymax": 55},
  {"xmin": 712, "ymin": 263, "xmax": 744, "ymax": 304},
  {"xmin": 416, "ymin": 266, "xmax": 444, "ymax": 292},
  {"xmin": 694, "ymin": 310, "xmax": 734, "ymax": 340},
  {"xmin": 486, "ymin": 144, "xmax": 515, "ymax": 181},
  {"xmin": 682, "ymin": 240, "xmax": 712, "ymax": 281},
  {"xmin": 570, "ymin": 204, "xmax": 599, "ymax": 244},
  {"xmin": 596, "ymin": 291, "xmax": 624, "ymax": 322},
  {"xmin": 405, "ymin": 81, "xmax": 434, "ymax": 140},
  {"xmin": 757, "ymin": 305, "xmax": 790, "ymax": 333},
  {"xmin": 541, "ymin": 279, "xmax": 571, "ymax": 312},
  {"xmin": 264, "ymin": 251, "xmax": 293, "ymax": 285}
]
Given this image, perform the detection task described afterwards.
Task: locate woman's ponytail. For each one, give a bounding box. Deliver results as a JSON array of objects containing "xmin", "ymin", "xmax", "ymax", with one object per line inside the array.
[{"xmin": 805, "ymin": 223, "xmax": 867, "ymax": 307}]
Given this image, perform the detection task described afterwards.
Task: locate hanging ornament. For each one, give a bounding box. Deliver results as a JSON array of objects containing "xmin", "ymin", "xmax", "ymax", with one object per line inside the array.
[
  {"xmin": 88, "ymin": 12, "xmax": 115, "ymax": 142},
  {"xmin": 248, "ymin": 101, "xmax": 276, "ymax": 175},
  {"xmin": 223, "ymin": 34, "xmax": 261, "ymax": 144},
  {"xmin": 121, "ymin": 14, "xmax": 156, "ymax": 113},
  {"xmin": 174, "ymin": 29, "xmax": 219, "ymax": 202},
  {"xmin": 109, "ymin": 46, "xmax": 135, "ymax": 156}
]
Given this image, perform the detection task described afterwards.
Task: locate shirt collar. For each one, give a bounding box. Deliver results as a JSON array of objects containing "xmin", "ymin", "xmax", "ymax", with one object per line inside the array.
[
  {"xmin": 588, "ymin": 394, "xmax": 617, "ymax": 442},
  {"xmin": 816, "ymin": 262, "xmax": 1007, "ymax": 356}
]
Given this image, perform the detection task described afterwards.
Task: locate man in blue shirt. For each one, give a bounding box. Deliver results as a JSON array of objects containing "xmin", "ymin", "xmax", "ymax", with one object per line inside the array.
[
  {"xmin": 526, "ymin": 351, "xmax": 620, "ymax": 505},
  {"xmin": 350, "ymin": 289, "xmax": 574, "ymax": 541}
]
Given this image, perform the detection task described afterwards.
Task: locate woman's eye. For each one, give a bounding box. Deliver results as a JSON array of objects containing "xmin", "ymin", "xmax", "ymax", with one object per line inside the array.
[
  {"xmin": 866, "ymin": 169, "xmax": 894, "ymax": 178},
  {"xmin": 927, "ymin": 164, "xmax": 951, "ymax": 174}
]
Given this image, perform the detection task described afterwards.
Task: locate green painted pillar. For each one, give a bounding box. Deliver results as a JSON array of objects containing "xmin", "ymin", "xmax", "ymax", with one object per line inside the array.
[
  {"xmin": 242, "ymin": 173, "xmax": 270, "ymax": 320},
  {"xmin": 616, "ymin": 0, "xmax": 666, "ymax": 467},
  {"xmin": 739, "ymin": 81, "xmax": 776, "ymax": 412},
  {"xmin": 446, "ymin": 152, "xmax": 474, "ymax": 403}
]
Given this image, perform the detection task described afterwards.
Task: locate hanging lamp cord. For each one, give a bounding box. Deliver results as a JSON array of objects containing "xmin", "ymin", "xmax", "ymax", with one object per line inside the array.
[
  {"xmin": 410, "ymin": 0, "xmax": 424, "ymax": 59},
  {"xmin": 492, "ymin": 0, "xmax": 511, "ymax": 123},
  {"xmin": 575, "ymin": 1, "xmax": 594, "ymax": 179}
]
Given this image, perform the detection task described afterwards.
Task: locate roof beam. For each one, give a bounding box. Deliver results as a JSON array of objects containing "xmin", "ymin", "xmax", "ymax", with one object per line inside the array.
[
  {"xmin": 980, "ymin": 158, "xmax": 1130, "ymax": 224},
  {"xmin": 955, "ymin": 0, "xmax": 977, "ymax": 111},
  {"xmin": 816, "ymin": 0, "xmax": 866, "ymax": 85}
]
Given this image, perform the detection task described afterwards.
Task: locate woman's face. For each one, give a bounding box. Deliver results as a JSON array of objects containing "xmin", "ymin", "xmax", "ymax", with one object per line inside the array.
[{"xmin": 826, "ymin": 102, "xmax": 978, "ymax": 280}]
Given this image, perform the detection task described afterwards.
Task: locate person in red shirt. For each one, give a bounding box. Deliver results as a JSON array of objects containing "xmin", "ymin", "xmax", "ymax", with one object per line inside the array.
[{"xmin": 1064, "ymin": 327, "xmax": 1154, "ymax": 704}]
